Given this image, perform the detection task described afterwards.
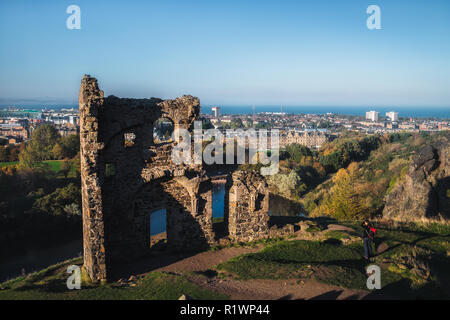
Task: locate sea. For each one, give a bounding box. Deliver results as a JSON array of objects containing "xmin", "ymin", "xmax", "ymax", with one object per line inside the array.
[
  {"xmin": 1, "ymin": 104, "xmax": 449, "ymax": 119},
  {"xmin": 202, "ymin": 106, "xmax": 450, "ymax": 119}
]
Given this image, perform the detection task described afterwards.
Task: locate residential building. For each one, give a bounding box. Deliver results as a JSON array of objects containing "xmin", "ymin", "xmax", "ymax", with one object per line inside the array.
[{"xmin": 366, "ymin": 110, "xmax": 379, "ymax": 122}]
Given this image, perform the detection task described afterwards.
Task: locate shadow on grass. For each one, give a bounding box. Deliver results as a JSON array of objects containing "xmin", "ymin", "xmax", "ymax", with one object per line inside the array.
[
  {"xmin": 194, "ymin": 270, "xmax": 218, "ymax": 279},
  {"xmin": 108, "ymin": 248, "xmax": 203, "ymax": 281},
  {"xmin": 310, "ymin": 290, "xmax": 345, "ymax": 300},
  {"xmin": 14, "ymin": 277, "xmax": 69, "ymax": 294},
  {"xmin": 323, "ymin": 238, "xmax": 343, "ymax": 245},
  {"xmin": 280, "ymin": 291, "xmax": 366, "ymax": 300}
]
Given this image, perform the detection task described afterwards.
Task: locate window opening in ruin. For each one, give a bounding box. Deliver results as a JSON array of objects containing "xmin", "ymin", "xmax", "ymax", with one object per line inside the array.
[
  {"xmin": 105, "ymin": 163, "xmax": 116, "ymax": 177},
  {"xmin": 153, "ymin": 118, "xmax": 174, "ymax": 143},
  {"xmin": 149, "ymin": 208, "xmax": 167, "ymax": 248},
  {"xmin": 212, "ymin": 182, "xmax": 227, "ymax": 239},
  {"xmin": 124, "ymin": 132, "xmax": 136, "ymax": 147},
  {"xmin": 255, "ymin": 193, "xmax": 265, "ymax": 211}
]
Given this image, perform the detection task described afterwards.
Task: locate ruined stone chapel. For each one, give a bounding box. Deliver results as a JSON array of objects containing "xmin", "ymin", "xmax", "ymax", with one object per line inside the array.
[{"xmin": 79, "ymin": 75, "xmax": 271, "ymax": 281}]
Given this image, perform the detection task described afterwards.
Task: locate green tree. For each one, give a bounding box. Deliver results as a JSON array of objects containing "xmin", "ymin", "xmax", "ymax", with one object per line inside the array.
[
  {"xmin": 52, "ymin": 143, "xmax": 65, "ymax": 160},
  {"xmin": 0, "ymin": 147, "xmax": 7, "ymax": 162},
  {"xmin": 283, "ymin": 144, "xmax": 313, "ymax": 162},
  {"xmin": 230, "ymin": 118, "xmax": 244, "ymax": 129},
  {"xmin": 19, "ymin": 125, "xmax": 60, "ymax": 168},
  {"xmin": 31, "ymin": 183, "xmax": 81, "ymax": 217},
  {"xmin": 200, "ymin": 117, "xmax": 214, "ymax": 130},
  {"xmin": 59, "ymin": 159, "xmax": 71, "ymax": 178},
  {"xmin": 320, "ymin": 151, "xmax": 342, "ymax": 172},
  {"xmin": 59, "ymin": 134, "xmax": 80, "ymax": 158},
  {"xmin": 52, "ymin": 134, "xmax": 80, "ymax": 159},
  {"xmin": 72, "ymin": 152, "xmax": 81, "ymax": 178}
]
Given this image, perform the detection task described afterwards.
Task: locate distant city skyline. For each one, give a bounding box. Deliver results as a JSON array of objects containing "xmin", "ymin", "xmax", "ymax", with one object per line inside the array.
[
  {"xmin": 210, "ymin": 106, "xmax": 449, "ymax": 119},
  {"xmin": 1, "ymin": 1, "xmax": 450, "ymax": 107},
  {"xmin": 5, "ymin": 104, "xmax": 449, "ymax": 120}
]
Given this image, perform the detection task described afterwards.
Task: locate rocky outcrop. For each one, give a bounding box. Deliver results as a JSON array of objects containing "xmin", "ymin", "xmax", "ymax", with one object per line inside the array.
[{"xmin": 383, "ymin": 134, "xmax": 450, "ymax": 221}]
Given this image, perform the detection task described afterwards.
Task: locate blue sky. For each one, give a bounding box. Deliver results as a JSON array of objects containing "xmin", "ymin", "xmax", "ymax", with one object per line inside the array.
[{"xmin": 0, "ymin": 0, "xmax": 449, "ymax": 108}]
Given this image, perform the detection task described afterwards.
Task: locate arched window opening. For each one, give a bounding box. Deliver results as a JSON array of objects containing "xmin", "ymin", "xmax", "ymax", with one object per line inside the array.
[{"xmin": 153, "ymin": 118, "xmax": 174, "ymax": 144}]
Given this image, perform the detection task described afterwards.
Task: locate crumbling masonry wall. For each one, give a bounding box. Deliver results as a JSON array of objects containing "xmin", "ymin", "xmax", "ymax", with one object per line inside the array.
[
  {"xmin": 79, "ymin": 75, "xmax": 270, "ymax": 281},
  {"xmin": 228, "ymin": 171, "xmax": 270, "ymax": 242}
]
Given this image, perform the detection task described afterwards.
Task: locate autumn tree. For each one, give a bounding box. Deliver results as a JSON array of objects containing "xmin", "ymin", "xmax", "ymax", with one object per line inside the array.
[{"xmin": 317, "ymin": 163, "xmax": 368, "ymax": 220}]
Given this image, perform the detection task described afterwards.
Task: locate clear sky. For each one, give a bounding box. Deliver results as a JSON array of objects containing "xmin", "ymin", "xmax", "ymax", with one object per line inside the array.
[{"xmin": 1, "ymin": 0, "xmax": 449, "ymax": 108}]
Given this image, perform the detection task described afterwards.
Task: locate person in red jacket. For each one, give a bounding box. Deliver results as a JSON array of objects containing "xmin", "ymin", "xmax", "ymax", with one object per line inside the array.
[{"xmin": 362, "ymin": 220, "xmax": 375, "ymax": 260}]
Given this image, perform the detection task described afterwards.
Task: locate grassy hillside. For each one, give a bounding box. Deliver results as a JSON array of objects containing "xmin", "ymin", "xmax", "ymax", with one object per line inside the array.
[
  {"xmin": 0, "ymin": 258, "xmax": 228, "ymax": 300},
  {"xmin": 217, "ymin": 220, "xmax": 450, "ymax": 299},
  {"xmin": 1, "ymin": 220, "xmax": 448, "ymax": 300}
]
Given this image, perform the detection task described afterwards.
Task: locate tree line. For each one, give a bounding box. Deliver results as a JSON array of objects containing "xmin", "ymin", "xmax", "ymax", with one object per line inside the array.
[{"xmin": 0, "ymin": 124, "xmax": 82, "ymax": 256}]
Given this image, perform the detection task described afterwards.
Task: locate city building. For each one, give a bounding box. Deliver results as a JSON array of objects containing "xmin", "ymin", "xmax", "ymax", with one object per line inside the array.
[
  {"xmin": 57, "ymin": 123, "xmax": 79, "ymax": 137},
  {"xmin": 279, "ymin": 130, "xmax": 329, "ymax": 149},
  {"xmin": 386, "ymin": 111, "xmax": 399, "ymax": 122},
  {"xmin": 366, "ymin": 110, "xmax": 379, "ymax": 122},
  {"xmin": 211, "ymin": 106, "xmax": 220, "ymax": 118},
  {"xmin": 69, "ymin": 115, "xmax": 77, "ymax": 125},
  {"xmin": 220, "ymin": 116, "xmax": 232, "ymax": 124},
  {"xmin": 0, "ymin": 123, "xmax": 28, "ymax": 141}
]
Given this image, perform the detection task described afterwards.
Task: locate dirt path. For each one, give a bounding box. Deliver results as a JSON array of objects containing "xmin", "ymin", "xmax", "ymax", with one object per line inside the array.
[
  {"xmin": 155, "ymin": 246, "xmax": 262, "ymax": 273},
  {"xmin": 185, "ymin": 275, "xmax": 372, "ymax": 300},
  {"xmin": 151, "ymin": 244, "xmax": 375, "ymax": 300}
]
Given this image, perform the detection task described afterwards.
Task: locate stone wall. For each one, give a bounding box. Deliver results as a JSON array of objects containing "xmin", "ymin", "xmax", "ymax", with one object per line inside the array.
[
  {"xmin": 228, "ymin": 171, "xmax": 270, "ymax": 242},
  {"xmin": 79, "ymin": 75, "xmax": 107, "ymax": 282}
]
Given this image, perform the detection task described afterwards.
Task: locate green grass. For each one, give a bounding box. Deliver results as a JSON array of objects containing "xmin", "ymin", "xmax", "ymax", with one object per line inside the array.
[
  {"xmin": 43, "ymin": 160, "xmax": 63, "ymax": 172},
  {"xmin": 217, "ymin": 240, "xmax": 367, "ymax": 289},
  {"xmin": 416, "ymin": 236, "xmax": 450, "ymax": 254},
  {"xmin": 257, "ymin": 240, "xmax": 361, "ymax": 263},
  {"xmin": 0, "ymin": 258, "xmax": 228, "ymax": 300},
  {"xmin": 217, "ymin": 225, "xmax": 450, "ymax": 298},
  {"xmin": 407, "ymin": 222, "xmax": 450, "ymax": 236},
  {"xmin": 0, "ymin": 160, "xmax": 77, "ymax": 178},
  {"xmin": 306, "ymin": 225, "xmax": 322, "ymax": 233},
  {"xmin": 324, "ymin": 230, "xmax": 352, "ymax": 240},
  {"xmin": 2, "ymin": 220, "xmax": 449, "ymax": 300},
  {"xmin": 0, "ymin": 161, "xmax": 19, "ymax": 168}
]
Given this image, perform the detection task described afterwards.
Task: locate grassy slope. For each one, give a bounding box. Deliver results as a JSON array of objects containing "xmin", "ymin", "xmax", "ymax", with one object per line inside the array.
[
  {"xmin": 217, "ymin": 221, "xmax": 450, "ymax": 299},
  {"xmin": 0, "ymin": 221, "xmax": 448, "ymax": 299},
  {"xmin": 0, "ymin": 258, "xmax": 228, "ymax": 300}
]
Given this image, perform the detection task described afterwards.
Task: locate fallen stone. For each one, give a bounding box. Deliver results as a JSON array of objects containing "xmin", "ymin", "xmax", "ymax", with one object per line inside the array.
[
  {"xmin": 397, "ymin": 263, "xmax": 408, "ymax": 270},
  {"xmin": 376, "ymin": 242, "xmax": 389, "ymax": 254},
  {"xmin": 326, "ymin": 224, "xmax": 355, "ymax": 233}
]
